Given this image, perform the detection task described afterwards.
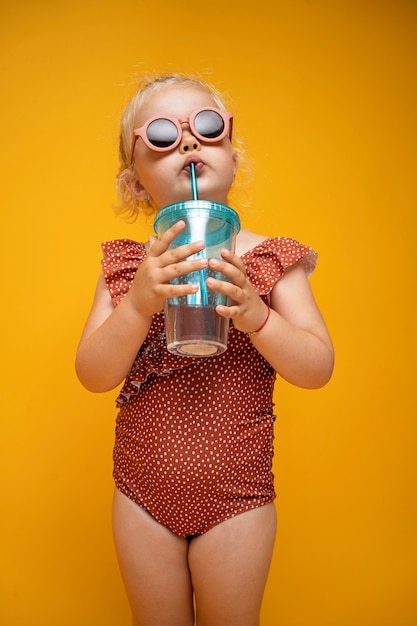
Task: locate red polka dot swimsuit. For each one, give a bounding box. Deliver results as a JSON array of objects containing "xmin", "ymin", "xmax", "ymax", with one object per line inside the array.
[{"xmin": 101, "ymin": 237, "xmax": 317, "ymax": 538}]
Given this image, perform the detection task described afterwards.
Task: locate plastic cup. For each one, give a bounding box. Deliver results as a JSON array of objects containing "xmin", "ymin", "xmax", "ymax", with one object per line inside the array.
[{"xmin": 154, "ymin": 200, "xmax": 241, "ymax": 357}]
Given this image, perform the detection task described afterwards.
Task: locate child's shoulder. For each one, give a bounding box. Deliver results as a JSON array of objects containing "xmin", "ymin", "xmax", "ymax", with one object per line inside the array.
[{"xmin": 235, "ymin": 228, "xmax": 272, "ymax": 256}]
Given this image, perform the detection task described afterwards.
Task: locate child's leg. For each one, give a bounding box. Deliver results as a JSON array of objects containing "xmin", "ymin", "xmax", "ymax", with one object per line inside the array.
[
  {"xmin": 112, "ymin": 488, "xmax": 194, "ymax": 626},
  {"xmin": 188, "ymin": 503, "xmax": 277, "ymax": 626}
]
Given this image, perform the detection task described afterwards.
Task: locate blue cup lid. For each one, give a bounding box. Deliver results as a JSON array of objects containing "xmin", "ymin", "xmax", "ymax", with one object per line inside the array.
[{"xmin": 154, "ymin": 200, "xmax": 240, "ymax": 247}]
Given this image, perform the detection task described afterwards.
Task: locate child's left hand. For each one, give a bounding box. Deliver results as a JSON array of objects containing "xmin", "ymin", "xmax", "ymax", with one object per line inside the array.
[
  {"xmin": 207, "ymin": 248, "xmax": 334, "ymax": 389},
  {"xmin": 206, "ymin": 249, "xmax": 268, "ymax": 334}
]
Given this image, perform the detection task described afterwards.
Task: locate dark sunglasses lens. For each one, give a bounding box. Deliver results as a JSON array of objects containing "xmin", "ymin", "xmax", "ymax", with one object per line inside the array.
[
  {"xmin": 194, "ymin": 110, "xmax": 225, "ymax": 139},
  {"xmin": 147, "ymin": 118, "xmax": 178, "ymax": 148}
]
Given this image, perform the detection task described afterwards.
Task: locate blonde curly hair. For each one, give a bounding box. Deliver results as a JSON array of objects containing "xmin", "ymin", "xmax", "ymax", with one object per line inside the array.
[{"xmin": 115, "ymin": 73, "xmax": 250, "ymax": 221}]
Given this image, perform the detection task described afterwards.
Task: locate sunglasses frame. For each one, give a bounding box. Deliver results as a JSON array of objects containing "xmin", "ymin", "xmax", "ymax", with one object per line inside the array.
[{"xmin": 129, "ymin": 107, "xmax": 233, "ymax": 163}]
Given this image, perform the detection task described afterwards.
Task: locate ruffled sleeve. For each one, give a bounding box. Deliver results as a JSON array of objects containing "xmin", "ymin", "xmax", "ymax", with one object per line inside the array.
[
  {"xmin": 101, "ymin": 239, "xmax": 197, "ymax": 406},
  {"xmin": 242, "ymin": 237, "xmax": 318, "ymax": 295},
  {"xmin": 101, "ymin": 239, "xmax": 147, "ymax": 306}
]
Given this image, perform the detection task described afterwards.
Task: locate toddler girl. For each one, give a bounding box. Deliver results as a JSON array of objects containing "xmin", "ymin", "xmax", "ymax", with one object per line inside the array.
[{"xmin": 76, "ymin": 73, "xmax": 334, "ymax": 626}]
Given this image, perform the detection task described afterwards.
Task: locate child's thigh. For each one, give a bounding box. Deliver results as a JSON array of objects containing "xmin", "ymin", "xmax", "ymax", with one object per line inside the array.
[
  {"xmin": 188, "ymin": 503, "xmax": 277, "ymax": 626},
  {"xmin": 112, "ymin": 489, "xmax": 194, "ymax": 626}
]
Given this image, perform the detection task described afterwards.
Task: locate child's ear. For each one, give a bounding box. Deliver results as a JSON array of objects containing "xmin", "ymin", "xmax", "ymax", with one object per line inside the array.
[
  {"xmin": 232, "ymin": 150, "xmax": 239, "ymax": 180},
  {"xmin": 122, "ymin": 170, "xmax": 148, "ymax": 200}
]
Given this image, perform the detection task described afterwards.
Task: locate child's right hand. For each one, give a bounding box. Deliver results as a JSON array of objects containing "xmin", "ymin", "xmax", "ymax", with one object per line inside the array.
[
  {"xmin": 75, "ymin": 220, "xmax": 210, "ymax": 392},
  {"xmin": 128, "ymin": 220, "xmax": 208, "ymax": 317}
]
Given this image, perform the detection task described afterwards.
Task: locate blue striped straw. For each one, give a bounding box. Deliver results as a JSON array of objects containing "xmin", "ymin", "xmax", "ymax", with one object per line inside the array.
[
  {"xmin": 190, "ymin": 162, "xmax": 198, "ymax": 200},
  {"xmin": 189, "ymin": 163, "xmax": 208, "ymax": 306}
]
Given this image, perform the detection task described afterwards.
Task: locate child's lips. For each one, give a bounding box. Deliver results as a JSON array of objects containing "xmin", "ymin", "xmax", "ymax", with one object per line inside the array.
[{"xmin": 183, "ymin": 158, "xmax": 204, "ymax": 174}]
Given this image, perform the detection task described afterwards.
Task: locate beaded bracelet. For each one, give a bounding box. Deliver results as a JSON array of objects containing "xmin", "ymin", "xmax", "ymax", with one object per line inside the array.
[{"xmin": 246, "ymin": 304, "xmax": 271, "ymax": 336}]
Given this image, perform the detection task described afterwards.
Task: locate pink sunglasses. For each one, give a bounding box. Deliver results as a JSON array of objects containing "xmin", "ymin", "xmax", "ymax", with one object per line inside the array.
[{"xmin": 130, "ymin": 107, "xmax": 233, "ymax": 163}]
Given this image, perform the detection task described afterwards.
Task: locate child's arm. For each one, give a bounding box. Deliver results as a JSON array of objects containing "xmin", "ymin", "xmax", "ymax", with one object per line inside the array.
[
  {"xmin": 75, "ymin": 222, "xmax": 209, "ymax": 393},
  {"xmin": 208, "ymin": 251, "xmax": 334, "ymax": 389}
]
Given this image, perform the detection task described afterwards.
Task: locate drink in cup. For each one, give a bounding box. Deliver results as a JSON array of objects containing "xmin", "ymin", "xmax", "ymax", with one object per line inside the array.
[{"xmin": 154, "ymin": 200, "xmax": 241, "ymax": 357}]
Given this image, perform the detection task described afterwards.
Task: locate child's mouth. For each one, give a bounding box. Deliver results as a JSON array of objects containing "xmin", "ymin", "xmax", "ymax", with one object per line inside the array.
[{"xmin": 184, "ymin": 158, "xmax": 203, "ymax": 174}]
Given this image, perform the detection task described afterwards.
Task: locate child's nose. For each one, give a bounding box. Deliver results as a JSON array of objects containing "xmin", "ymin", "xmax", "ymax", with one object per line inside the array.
[{"xmin": 179, "ymin": 125, "xmax": 201, "ymax": 153}]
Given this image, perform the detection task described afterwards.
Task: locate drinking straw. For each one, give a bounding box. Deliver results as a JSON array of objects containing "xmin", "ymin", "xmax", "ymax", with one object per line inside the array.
[
  {"xmin": 188, "ymin": 162, "xmax": 209, "ymax": 306},
  {"xmin": 190, "ymin": 162, "xmax": 198, "ymax": 200}
]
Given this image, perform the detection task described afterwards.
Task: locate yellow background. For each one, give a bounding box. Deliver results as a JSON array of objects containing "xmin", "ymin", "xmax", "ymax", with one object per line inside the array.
[{"xmin": 1, "ymin": 1, "xmax": 416, "ymax": 624}]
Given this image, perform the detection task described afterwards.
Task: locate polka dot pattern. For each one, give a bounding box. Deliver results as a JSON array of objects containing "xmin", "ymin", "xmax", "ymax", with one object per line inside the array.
[{"xmin": 101, "ymin": 237, "xmax": 317, "ymax": 538}]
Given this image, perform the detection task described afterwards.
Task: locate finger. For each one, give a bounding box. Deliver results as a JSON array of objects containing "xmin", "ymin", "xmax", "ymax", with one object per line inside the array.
[
  {"xmin": 160, "ymin": 257, "xmax": 208, "ymax": 282},
  {"xmin": 214, "ymin": 303, "xmax": 242, "ymax": 319},
  {"xmin": 149, "ymin": 222, "xmax": 207, "ymax": 265},
  {"xmin": 148, "ymin": 221, "xmax": 187, "ymax": 257},
  {"xmin": 157, "ymin": 282, "xmax": 200, "ymax": 299},
  {"xmin": 162, "ymin": 240, "xmax": 206, "ymax": 266},
  {"xmin": 206, "ymin": 275, "xmax": 244, "ymax": 303},
  {"xmin": 207, "ymin": 257, "xmax": 247, "ymax": 287},
  {"xmin": 220, "ymin": 248, "xmax": 248, "ymax": 274}
]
